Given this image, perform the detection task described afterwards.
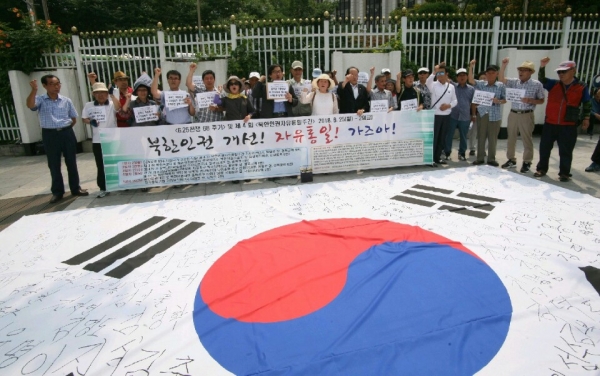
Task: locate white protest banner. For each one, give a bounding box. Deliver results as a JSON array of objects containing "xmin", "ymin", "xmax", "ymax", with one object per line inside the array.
[
  {"xmin": 472, "ymin": 90, "xmax": 496, "ymax": 106},
  {"xmin": 400, "ymin": 98, "xmax": 419, "ymax": 111},
  {"xmin": 505, "ymin": 88, "xmax": 526, "ymax": 103},
  {"xmin": 267, "ymin": 81, "xmax": 289, "ymax": 101},
  {"xmin": 291, "ymin": 81, "xmax": 312, "ymax": 97},
  {"xmin": 196, "ymin": 92, "xmax": 217, "ymax": 109},
  {"xmin": 370, "ymin": 100, "xmax": 389, "ymax": 113},
  {"xmin": 100, "ymin": 110, "xmax": 434, "ymax": 190},
  {"xmin": 164, "ymin": 91, "xmax": 189, "ymax": 109},
  {"xmin": 88, "ymin": 106, "xmax": 107, "ymax": 122},
  {"xmin": 357, "ymin": 72, "xmax": 369, "ymax": 86},
  {"xmin": 193, "ymin": 76, "xmax": 206, "ymax": 91},
  {"xmin": 133, "ymin": 105, "xmax": 159, "ymax": 123}
]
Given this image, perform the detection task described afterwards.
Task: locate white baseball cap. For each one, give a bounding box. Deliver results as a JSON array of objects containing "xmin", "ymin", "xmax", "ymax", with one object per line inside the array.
[
  {"xmin": 417, "ymin": 67, "xmax": 430, "ymax": 74},
  {"xmin": 249, "ymin": 72, "xmax": 260, "ymax": 79},
  {"xmin": 456, "ymin": 68, "xmax": 467, "ymax": 75},
  {"xmin": 381, "ymin": 68, "xmax": 391, "ymax": 74}
]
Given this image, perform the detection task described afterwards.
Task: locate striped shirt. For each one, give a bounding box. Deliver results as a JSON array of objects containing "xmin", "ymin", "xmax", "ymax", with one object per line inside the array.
[
  {"xmin": 473, "ymin": 80, "xmax": 506, "ymax": 121},
  {"xmin": 504, "ymin": 78, "xmax": 545, "ymax": 111},
  {"xmin": 193, "ymin": 87, "xmax": 224, "ymax": 123},
  {"xmin": 30, "ymin": 94, "xmax": 78, "ymax": 129}
]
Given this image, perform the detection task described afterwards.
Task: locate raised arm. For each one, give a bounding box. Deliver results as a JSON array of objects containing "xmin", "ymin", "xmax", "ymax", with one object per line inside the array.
[
  {"xmin": 499, "ymin": 57, "xmax": 509, "ymax": 84},
  {"xmin": 366, "ymin": 67, "xmax": 375, "ymax": 94},
  {"xmin": 151, "ymin": 67, "xmax": 162, "ymax": 99},
  {"xmin": 468, "ymin": 59, "xmax": 476, "ymax": 86},
  {"xmin": 26, "ymin": 80, "xmax": 38, "ymax": 109},
  {"xmin": 186, "ymin": 63, "xmax": 197, "ymax": 92},
  {"xmin": 395, "ymin": 72, "xmax": 402, "ymax": 95}
]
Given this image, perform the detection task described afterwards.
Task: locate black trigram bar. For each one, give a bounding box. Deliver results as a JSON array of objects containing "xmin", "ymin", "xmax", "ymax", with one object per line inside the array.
[
  {"xmin": 63, "ymin": 216, "xmax": 166, "ymax": 265},
  {"xmin": 391, "ymin": 185, "xmax": 503, "ymax": 219},
  {"xmin": 83, "ymin": 219, "xmax": 185, "ymax": 273},
  {"xmin": 105, "ymin": 222, "xmax": 204, "ymax": 279},
  {"xmin": 63, "ymin": 216, "xmax": 203, "ymax": 279}
]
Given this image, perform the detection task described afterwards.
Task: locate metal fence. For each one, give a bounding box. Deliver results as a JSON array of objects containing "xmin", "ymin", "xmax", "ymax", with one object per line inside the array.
[
  {"xmin": 2, "ymin": 13, "xmax": 597, "ymax": 142},
  {"xmin": 0, "ymin": 100, "xmax": 20, "ymax": 142}
]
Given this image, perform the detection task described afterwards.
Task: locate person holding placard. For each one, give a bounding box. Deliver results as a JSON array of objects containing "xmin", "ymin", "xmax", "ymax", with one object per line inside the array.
[
  {"xmin": 498, "ymin": 58, "xmax": 545, "ymax": 173},
  {"xmin": 286, "ymin": 61, "xmax": 312, "ymax": 117},
  {"xmin": 395, "ymin": 69, "xmax": 422, "ymax": 112},
  {"xmin": 337, "ymin": 66, "xmax": 370, "ymax": 115},
  {"xmin": 366, "ymin": 67, "xmax": 396, "ymax": 113},
  {"xmin": 299, "ymin": 73, "xmax": 339, "ymax": 115},
  {"xmin": 415, "ymin": 67, "xmax": 432, "ymax": 110},
  {"xmin": 151, "ymin": 68, "xmax": 195, "ymax": 125},
  {"xmin": 26, "ymin": 75, "xmax": 88, "ymax": 203},
  {"xmin": 82, "ymin": 82, "xmax": 120, "ymax": 198},
  {"xmin": 468, "ymin": 60, "xmax": 507, "ymax": 167},
  {"xmin": 467, "ymin": 72, "xmax": 487, "ymax": 156},
  {"xmin": 534, "ymin": 59, "xmax": 591, "ymax": 182},
  {"xmin": 120, "ymin": 74, "xmax": 159, "ymax": 127},
  {"xmin": 88, "ymin": 71, "xmax": 133, "ymax": 128},
  {"xmin": 213, "ymin": 76, "xmax": 255, "ymax": 122},
  {"xmin": 445, "ymin": 68, "xmax": 474, "ymax": 161},
  {"xmin": 251, "ymin": 64, "xmax": 298, "ymax": 118},
  {"xmin": 185, "ymin": 63, "xmax": 224, "ymax": 123},
  {"xmin": 426, "ymin": 62, "xmax": 457, "ymax": 166}
]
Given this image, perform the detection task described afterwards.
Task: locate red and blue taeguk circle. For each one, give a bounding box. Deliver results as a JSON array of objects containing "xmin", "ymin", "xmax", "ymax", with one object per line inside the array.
[{"xmin": 193, "ymin": 218, "xmax": 512, "ymax": 375}]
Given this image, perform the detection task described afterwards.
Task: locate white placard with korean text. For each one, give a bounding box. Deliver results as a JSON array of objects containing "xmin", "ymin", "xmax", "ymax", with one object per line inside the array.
[
  {"xmin": 87, "ymin": 106, "xmax": 107, "ymax": 122},
  {"xmin": 164, "ymin": 91, "xmax": 189, "ymax": 109},
  {"xmin": 400, "ymin": 99, "xmax": 419, "ymax": 111},
  {"xmin": 472, "ymin": 90, "xmax": 496, "ymax": 106},
  {"xmin": 196, "ymin": 92, "xmax": 217, "ymax": 109},
  {"xmin": 133, "ymin": 105, "xmax": 159, "ymax": 123},
  {"xmin": 267, "ymin": 81, "xmax": 289, "ymax": 102},
  {"xmin": 505, "ymin": 88, "xmax": 526, "ymax": 103},
  {"xmin": 370, "ymin": 100, "xmax": 389, "ymax": 113}
]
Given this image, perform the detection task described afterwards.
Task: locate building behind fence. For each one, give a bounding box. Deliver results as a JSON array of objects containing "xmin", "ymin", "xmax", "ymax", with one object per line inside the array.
[{"xmin": 1, "ymin": 10, "xmax": 598, "ymax": 143}]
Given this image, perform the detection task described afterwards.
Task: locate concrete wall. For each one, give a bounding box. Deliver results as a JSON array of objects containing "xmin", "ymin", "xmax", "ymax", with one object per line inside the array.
[
  {"xmin": 9, "ymin": 69, "xmax": 86, "ymax": 144},
  {"xmin": 331, "ymin": 51, "xmax": 402, "ymax": 81},
  {"xmin": 497, "ymin": 48, "xmax": 570, "ymax": 128}
]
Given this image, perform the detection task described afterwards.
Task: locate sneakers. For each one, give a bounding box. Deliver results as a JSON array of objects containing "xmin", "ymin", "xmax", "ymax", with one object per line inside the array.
[
  {"xmin": 585, "ymin": 162, "xmax": 600, "ymax": 172},
  {"xmin": 458, "ymin": 154, "xmax": 467, "ymax": 161},
  {"xmin": 469, "ymin": 150, "xmax": 475, "ymax": 156},
  {"xmin": 438, "ymin": 160, "xmax": 448, "ymax": 165},
  {"xmin": 472, "ymin": 160, "xmax": 485, "ymax": 165},
  {"xmin": 520, "ymin": 162, "xmax": 531, "ymax": 173},
  {"xmin": 443, "ymin": 154, "xmax": 450, "ymax": 161},
  {"xmin": 97, "ymin": 190, "xmax": 109, "ymax": 198},
  {"xmin": 487, "ymin": 161, "xmax": 500, "ymax": 167},
  {"xmin": 501, "ymin": 160, "xmax": 517, "ymax": 169}
]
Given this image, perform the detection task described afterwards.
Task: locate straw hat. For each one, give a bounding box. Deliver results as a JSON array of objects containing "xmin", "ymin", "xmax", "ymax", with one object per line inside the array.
[
  {"xmin": 517, "ymin": 61, "xmax": 536, "ymax": 73},
  {"xmin": 92, "ymin": 82, "xmax": 109, "ymax": 92},
  {"xmin": 312, "ymin": 73, "xmax": 335, "ymax": 90},
  {"xmin": 113, "ymin": 71, "xmax": 128, "ymax": 80}
]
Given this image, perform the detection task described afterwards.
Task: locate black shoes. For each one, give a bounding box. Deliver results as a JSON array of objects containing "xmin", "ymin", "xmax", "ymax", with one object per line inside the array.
[
  {"xmin": 49, "ymin": 195, "xmax": 63, "ymax": 203},
  {"xmin": 487, "ymin": 161, "xmax": 500, "ymax": 167},
  {"xmin": 501, "ymin": 160, "xmax": 517, "ymax": 169},
  {"xmin": 71, "ymin": 189, "xmax": 89, "ymax": 197},
  {"xmin": 520, "ymin": 163, "xmax": 531, "ymax": 173},
  {"xmin": 472, "ymin": 160, "xmax": 485, "ymax": 165}
]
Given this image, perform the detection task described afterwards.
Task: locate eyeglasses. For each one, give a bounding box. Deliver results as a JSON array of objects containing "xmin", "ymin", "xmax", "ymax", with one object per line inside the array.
[{"xmin": 45, "ymin": 82, "xmax": 61, "ymax": 87}]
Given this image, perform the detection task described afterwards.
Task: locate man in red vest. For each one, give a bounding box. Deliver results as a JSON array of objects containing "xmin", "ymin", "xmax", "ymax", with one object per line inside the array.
[{"xmin": 534, "ymin": 58, "xmax": 591, "ymax": 182}]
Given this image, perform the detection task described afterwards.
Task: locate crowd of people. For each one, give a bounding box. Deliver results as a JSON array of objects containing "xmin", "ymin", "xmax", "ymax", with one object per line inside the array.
[{"xmin": 26, "ymin": 57, "xmax": 598, "ymax": 203}]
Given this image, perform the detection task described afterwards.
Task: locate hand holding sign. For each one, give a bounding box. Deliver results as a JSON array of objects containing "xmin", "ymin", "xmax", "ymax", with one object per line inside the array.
[
  {"xmin": 505, "ymin": 88, "xmax": 526, "ymax": 103},
  {"xmin": 400, "ymin": 98, "xmax": 418, "ymax": 111},
  {"xmin": 472, "ymin": 90, "xmax": 495, "ymax": 106},
  {"xmin": 370, "ymin": 100, "xmax": 389, "ymax": 113},
  {"xmin": 196, "ymin": 92, "xmax": 216, "ymax": 109},
  {"xmin": 164, "ymin": 91, "xmax": 189, "ymax": 109},
  {"xmin": 133, "ymin": 105, "xmax": 159, "ymax": 123},
  {"xmin": 267, "ymin": 81, "xmax": 288, "ymax": 102}
]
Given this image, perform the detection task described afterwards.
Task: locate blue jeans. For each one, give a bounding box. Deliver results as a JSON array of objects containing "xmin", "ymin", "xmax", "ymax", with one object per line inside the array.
[{"xmin": 444, "ymin": 117, "xmax": 470, "ymax": 156}]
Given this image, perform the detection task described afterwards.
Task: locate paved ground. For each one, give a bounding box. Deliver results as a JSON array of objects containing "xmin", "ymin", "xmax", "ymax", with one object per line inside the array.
[{"xmin": 1, "ymin": 134, "xmax": 599, "ymax": 232}]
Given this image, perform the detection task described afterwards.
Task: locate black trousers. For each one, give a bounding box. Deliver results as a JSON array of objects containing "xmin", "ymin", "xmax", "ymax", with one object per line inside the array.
[
  {"xmin": 433, "ymin": 114, "xmax": 451, "ymax": 163},
  {"xmin": 536, "ymin": 123, "xmax": 578, "ymax": 175},
  {"xmin": 42, "ymin": 127, "xmax": 81, "ymax": 196},
  {"xmin": 92, "ymin": 142, "xmax": 106, "ymax": 191}
]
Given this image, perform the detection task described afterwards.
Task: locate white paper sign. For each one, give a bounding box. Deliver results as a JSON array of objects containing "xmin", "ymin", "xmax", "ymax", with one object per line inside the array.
[
  {"xmin": 196, "ymin": 92, "xmax": 216, "ymax": 109},
  {"xmin": 505, "ymin": 88, "xmax": 526, "ymax": 102},
  {"xmin": 267, "ymin": 81, "xmax": 289, "ymax": 101},
  {"xmin": 88, "ymin": 106, "xmax": 107, "ymax": 122},
  {"xmin": 370, "ymin": 100, "xmax": 389, "ymax": 113},
  {"xmin": 400, "ymin": 98, "xmax": 419, "ymax": 111},
  {"xmin": 472, "ymin": 90, "xmax": 496, "ymax": 106},
  {"xmin": 164, "ymin": 91, "xmax": 189, "ymax": 109},
  {"xmin": 192, "ymin": 76, "xmax": 206, "ymax": 91},
  {"xmin": 133, "ymin": 105, "xmax": 159, "ymax": 123},
  {"xmin": 292, "ymin": 80, "xmax": 312, "ymax": 97},
  {"xmin": 358, "ymin": 72, "xmax": 369, "ymax": 86}
]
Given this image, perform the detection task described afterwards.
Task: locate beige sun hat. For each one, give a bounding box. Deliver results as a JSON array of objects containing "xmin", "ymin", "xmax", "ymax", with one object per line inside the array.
[
  {"xmin": 92, "ymin": 82, "xmax": 109, "ymax": 92},
  {"xmin": 223, "ymin": 76, "xmax": 245, "ymax": 93},
  {"xmin": 517, "ymin": 61, "xmax": 536, "ymax": 73},
  {"xmin": 312, "ymin": 73, "xmax": 335, "ymax": 90}
]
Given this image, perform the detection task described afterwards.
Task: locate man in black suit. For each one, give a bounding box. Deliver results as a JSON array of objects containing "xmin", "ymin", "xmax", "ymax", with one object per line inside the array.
[
  {"xmin": 252, "ymin": 64, "xmax": 298, "ymax": 118},
  {"xmin": 337, "ymin": 66, "xmax": 370, "ymax": 115}
]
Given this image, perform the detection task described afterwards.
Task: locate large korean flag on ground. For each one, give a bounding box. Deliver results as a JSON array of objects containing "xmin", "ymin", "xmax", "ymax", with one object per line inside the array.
[{"xmin": 0, "ymin": 167, "xmax": 599, "ymax": 375}]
